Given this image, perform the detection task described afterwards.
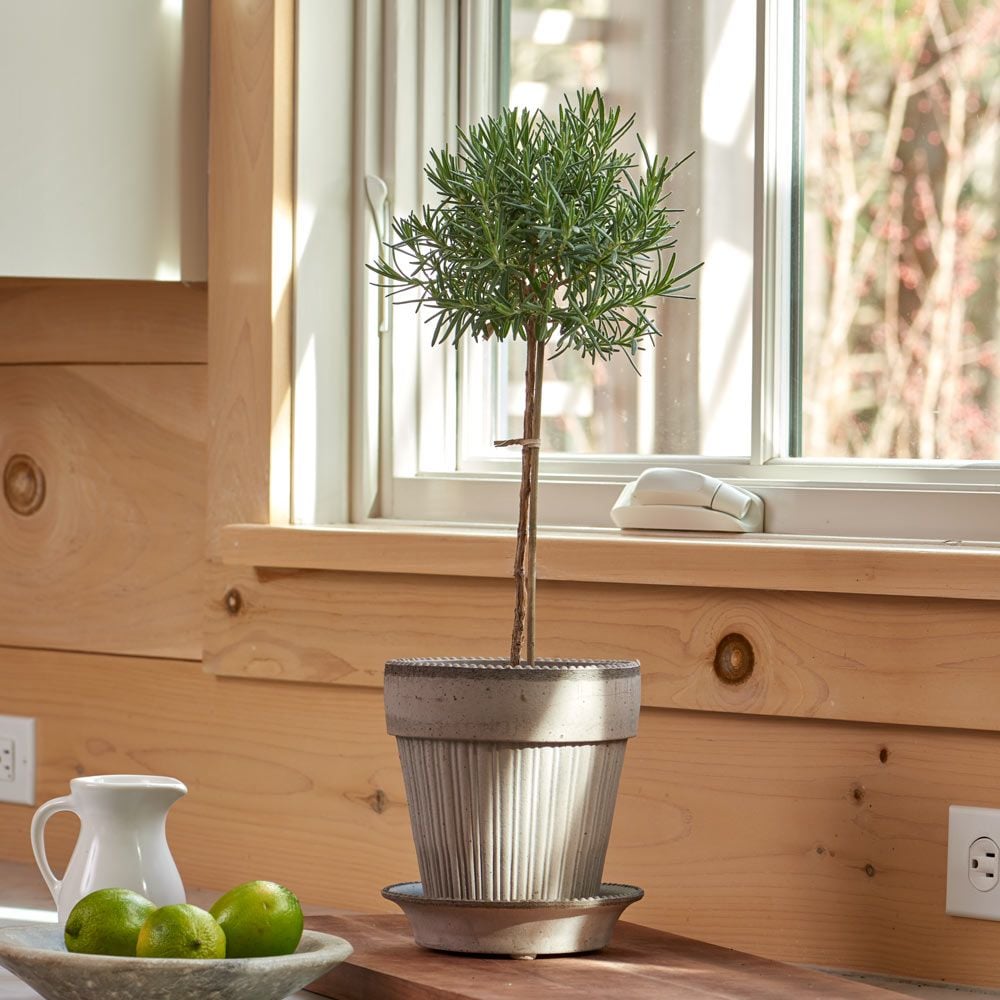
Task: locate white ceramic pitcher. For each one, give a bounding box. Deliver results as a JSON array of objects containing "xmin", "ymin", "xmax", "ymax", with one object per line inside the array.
[{"xmin": 31, "ymin": 774, "xmax": 187, "ymax": 925}]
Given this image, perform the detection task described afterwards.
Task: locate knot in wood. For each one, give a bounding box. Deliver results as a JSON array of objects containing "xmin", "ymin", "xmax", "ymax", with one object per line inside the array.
[
  {"xmin": 713, "ymin": 633, "xmax": 754, "ymax": 685},
  {"xmin": 3, "ymin": 454, "xmax": 45, "ymax": 516},
  {"xmin": 224, "ymin": 588, "xmax": 243, "ymax": 615}
]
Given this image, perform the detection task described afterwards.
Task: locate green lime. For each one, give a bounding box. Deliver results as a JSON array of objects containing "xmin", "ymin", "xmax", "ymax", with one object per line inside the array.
[
  {"xmin": 64, "ymin": 888, "xmax": 157, "ymax": 957},
  {"xmin": 209, "ymin": 880, "xmax": 303, "ymax": 958},
  {"xmin": 135, "ymin": 904, "xmax": 226, "ymax": 959}
]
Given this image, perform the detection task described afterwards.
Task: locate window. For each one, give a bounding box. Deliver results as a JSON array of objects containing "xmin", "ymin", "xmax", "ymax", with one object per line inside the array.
[
  {"xmin": 489, "ymin": 0, "xmax": 755, "ymax": 460},
  {"xmin": 801, "ymin": 1, "xmax": 1000, "ymax": 462},
  {"xmin": 295, "ymin": 0, "xmax": 1000, "ymax": 541}
]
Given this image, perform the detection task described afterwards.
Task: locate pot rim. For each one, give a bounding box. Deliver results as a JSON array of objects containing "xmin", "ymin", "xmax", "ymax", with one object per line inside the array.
[
  {"xmin": 384, "ymin": 656, "xmax": 641, "ymax": 742},
  {"xmin": 385, "ymin": 656, "xmax": 639, "ymax": 677}
]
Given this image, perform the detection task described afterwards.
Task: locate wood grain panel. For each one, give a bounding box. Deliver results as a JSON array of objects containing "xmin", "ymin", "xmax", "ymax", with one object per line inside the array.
[
  {"xmin": 0, "ymin": 279, "xmax": 206, "ymax": 364},
  {"xmin": 6, "ymin": 646, "xmax": 1000, "ymax": 986},
  {"xmin": 205, "ymin": 564, "xmax": 1000, "ymax": 732},
  {"xmin": 609, "ymin": 710, "xmax": 1000, "ymax": 986},
  {"xmin": 0, "ymin": 365, "xmax": 205, "ymax": 659}
]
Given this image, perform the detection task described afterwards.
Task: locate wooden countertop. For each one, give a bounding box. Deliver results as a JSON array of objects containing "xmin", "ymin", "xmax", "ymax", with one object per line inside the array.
[{"xmin": 0, "ymin": 861, "xmax": 997, "ymax": 999}]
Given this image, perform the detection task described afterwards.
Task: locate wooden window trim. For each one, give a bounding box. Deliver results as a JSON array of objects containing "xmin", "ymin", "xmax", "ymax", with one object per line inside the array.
[{"xmin": 220, "ymin": 522, "xmax": 1000, "ymax": 601}]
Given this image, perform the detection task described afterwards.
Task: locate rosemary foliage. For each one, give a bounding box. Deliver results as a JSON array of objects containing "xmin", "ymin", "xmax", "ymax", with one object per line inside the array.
[{"xmin": 371, "ymin": 89, "xmax": 700, "ymax": 364}]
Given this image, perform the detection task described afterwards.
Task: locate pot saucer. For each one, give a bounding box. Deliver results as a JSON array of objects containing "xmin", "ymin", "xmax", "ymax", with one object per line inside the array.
[{"xmin": 381, "ymin": 881, "xmax": 643, "ymax": 958}]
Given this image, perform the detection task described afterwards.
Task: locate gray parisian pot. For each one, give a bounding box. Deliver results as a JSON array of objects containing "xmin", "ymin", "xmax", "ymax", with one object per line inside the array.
[{"xmin": 384, "ymin": 657, "xmax": 641, "ymax": 903}]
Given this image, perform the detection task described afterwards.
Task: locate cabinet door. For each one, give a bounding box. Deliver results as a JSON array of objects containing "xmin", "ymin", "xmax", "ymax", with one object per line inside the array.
[{"xmin": 0, "ymin": 1, "xmax": 208, "ymax": 281}]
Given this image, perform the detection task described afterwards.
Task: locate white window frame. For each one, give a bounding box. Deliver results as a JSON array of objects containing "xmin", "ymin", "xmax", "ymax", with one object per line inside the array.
[{"xmin": 294, "ymin": 0, "xmax": 1000, "ymax": 542}]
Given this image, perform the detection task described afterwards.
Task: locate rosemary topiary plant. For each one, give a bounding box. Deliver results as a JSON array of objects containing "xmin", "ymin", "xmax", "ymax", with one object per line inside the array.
[{"xmin": 373, "ymin": 89, "xmax": 699, "ymax": 668}]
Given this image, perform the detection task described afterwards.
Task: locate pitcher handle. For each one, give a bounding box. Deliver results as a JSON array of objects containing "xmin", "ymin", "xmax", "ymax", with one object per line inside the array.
[{"xmin": 30, "ymin": 795, "xmax": 74, "ymax": 904}]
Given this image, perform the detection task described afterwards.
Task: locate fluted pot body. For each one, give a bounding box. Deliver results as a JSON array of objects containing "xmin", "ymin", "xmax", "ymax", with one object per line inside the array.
[{"xmin": 384, "ymin": 658, "xmax": 640, "ymax": 902}]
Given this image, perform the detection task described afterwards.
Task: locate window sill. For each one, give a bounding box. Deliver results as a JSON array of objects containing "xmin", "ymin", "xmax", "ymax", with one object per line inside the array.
[{"xmin": 220, "ymin": 523, "xmax": 1000, "ymax": 601}]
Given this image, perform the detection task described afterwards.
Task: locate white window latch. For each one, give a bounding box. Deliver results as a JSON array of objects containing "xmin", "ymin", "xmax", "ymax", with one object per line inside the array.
[{"xmin": 611, "ymin": 468, "xmax": 764, "ymax": 533}]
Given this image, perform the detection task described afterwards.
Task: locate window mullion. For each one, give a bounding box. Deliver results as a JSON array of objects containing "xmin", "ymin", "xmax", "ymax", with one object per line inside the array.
[
  {"xmin": 349, "ymin": 0, "xmax": 386, "ymax": 523},
  {"xmin": 454, "ymin": 0, "xmax": 505, "ymax": 475},
  {"xmin": 752, "ymin": 0, "xmax": 800, "ymax": 468}
]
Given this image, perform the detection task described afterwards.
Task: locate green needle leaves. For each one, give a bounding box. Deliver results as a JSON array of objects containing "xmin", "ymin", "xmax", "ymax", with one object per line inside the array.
[{"xmin": 370, "ymin": 89, "xmax": 701, "ymax": 365}]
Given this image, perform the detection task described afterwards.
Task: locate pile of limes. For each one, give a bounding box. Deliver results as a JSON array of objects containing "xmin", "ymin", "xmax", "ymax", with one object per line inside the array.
[{"xmin": 63, "ymin": 881, "xmax": 304, "ymax": 960}]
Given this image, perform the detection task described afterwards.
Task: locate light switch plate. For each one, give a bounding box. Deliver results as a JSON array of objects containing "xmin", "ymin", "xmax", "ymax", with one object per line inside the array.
[{"xmin": 0, "ymin": 715, "xmax": 36, "ymax": 805}]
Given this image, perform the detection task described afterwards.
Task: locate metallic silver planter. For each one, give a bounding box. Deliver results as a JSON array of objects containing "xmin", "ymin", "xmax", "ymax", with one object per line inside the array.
[{"xmin": 384, "ymin": 657, "xmax": 641, "ymax": 904}]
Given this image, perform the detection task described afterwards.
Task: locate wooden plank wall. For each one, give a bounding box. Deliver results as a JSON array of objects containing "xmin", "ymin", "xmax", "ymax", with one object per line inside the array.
[
  {"xmin": 205, "ymin": 564, "xmax": 1000, "ymax": 733},
  {"xmin": 6, "ymin": 644, "xmax": 1000, "ymax": 987}
]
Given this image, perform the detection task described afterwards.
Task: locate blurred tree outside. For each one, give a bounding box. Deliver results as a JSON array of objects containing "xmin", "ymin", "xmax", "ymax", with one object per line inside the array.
[{"xmin": 803, "ymin": 0, "xmax": 1000, "ymax": 459}]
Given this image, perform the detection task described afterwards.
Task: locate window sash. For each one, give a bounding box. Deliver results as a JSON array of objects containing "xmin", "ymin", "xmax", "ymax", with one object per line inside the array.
[{"xmin": 293, "ymin": 0, "xmax": 1000, "ymax": 541}]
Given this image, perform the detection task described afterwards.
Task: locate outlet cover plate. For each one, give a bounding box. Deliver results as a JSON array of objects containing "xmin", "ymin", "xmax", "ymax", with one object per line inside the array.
[
  {"xmin": 0, "ymin": 715, "xmax": 36, "ymax": 806},
  {"xmin": 947, "ymin": 805, "xmax": 1000, "ymax": 920}
]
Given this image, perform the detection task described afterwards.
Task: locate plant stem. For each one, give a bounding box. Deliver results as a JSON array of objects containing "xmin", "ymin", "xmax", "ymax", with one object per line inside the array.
[
  {"xmin": 525, "ymin": 335, "xmax": 545, "ymax": 665},
  {"xmin": 508, "ymin": 321, "xmax": 538, "ymax": 666}
]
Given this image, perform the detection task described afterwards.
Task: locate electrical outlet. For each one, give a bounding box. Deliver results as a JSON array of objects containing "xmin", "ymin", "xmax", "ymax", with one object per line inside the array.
[
  {"xmin": 0, "ymin": 715, "xmax": 36, "ymax": 806},
  {"xmin": 0, "ymin": 737, "xmax": 13, "ymax": 781},
  {"xmin": 947, "ymin": 805, "xmax": 1000, "ymax": 919},
  {"xmin": 969, "ymin": 837, "xmax": 1000, "ymax": 891}
]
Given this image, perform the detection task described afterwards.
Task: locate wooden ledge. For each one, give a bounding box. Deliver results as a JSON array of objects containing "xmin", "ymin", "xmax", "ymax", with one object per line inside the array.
[
  {"xmin": 304, "ymin": 914, "xmax": 900, "ymax": 998},
  {"xmin": 220, "ymin": 523, "xmax": 1000, "ymax": 600}
]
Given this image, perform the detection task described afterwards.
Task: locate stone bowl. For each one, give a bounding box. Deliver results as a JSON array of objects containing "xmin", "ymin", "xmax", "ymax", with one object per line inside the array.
[{"xmin": 0, "ymin": 923, "xmax": 352, "ymax": 1000}]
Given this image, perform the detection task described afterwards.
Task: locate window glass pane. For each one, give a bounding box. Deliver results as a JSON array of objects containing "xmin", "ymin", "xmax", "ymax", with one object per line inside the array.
[
  {"xmin": 800, "ymin": 0, "xmax": 1000, "ymax": 460},
  {"xmin": 489, "ymin": 0, "xmax": 755, "ymax": 458}
]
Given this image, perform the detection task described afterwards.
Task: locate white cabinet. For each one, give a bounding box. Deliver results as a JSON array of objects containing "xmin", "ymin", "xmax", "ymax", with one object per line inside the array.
[{"xmin": 0, "ymin": 0, "xmax": 208, "ymax": 281}]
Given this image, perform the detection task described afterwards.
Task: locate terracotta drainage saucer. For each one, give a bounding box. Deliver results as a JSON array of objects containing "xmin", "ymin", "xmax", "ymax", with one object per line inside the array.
[{"xmin": 382, "ymin": 881, "xmax": 643, "ymax": 958}]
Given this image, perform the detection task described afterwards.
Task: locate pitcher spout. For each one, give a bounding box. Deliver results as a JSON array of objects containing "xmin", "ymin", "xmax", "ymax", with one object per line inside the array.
[{"xmin": 145, "ymin": 776, "xmax": 187, "ymax": 806}]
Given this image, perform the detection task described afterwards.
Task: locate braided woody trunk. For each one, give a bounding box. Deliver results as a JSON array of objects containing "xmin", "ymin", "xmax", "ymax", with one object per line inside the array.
[{"xmin": 506, "ymin": 321, "xmax": 545, "ymax": 667}]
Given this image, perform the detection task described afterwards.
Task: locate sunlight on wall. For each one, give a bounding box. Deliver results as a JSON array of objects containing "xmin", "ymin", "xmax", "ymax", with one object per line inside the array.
[
  {"xmin": 295, "ymin": 199, "xmax": 317, "ymax": 269},
  {"xmin": 533, "ymin": 9, "xmax": 574, "ymax": 46},
  {"xmin": 154, "ymin": 261, "xmax": 181, "ymax": 281},
  {"xmin": 699, "ymin": 238, "xmax": 753, "ymax": 453},
  {"xmin": 702, "ymin": 0, "xmax": 756, "ymax": 148},
  {"xmin": 0, "ymin": 906, "xmax": 57, "ymax": 924},
  {"xmin": 294, "ymin": 336, "xmax": 319, "ymax": 524},
  {"xmin": 273, "ymin": 206, "xmax": 294, "ymax": 324},
  {"xmin": 510, "ymin": 81, "xmax": 550, "ymax": 110}
]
